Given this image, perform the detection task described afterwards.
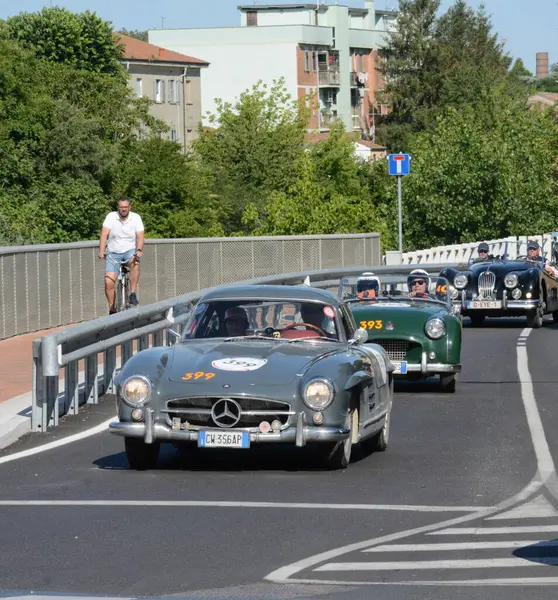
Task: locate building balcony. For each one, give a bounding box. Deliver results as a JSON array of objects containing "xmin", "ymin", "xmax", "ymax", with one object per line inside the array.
[{"xmin": 318, "ymin": 70, "xmax": 340, "ymax": 87}]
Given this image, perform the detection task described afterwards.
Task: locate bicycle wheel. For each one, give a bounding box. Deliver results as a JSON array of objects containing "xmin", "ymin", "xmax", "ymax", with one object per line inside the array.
[
  {"xmin": 115, "ymin": 276, "xmax": 124, "ymax": 312},
  {"xmin": 123, "ymin": 274, "xmax": 130, "ymax": 309}
]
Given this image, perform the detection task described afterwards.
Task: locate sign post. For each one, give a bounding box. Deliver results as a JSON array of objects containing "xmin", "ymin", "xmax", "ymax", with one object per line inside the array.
[{"xmin": 387, "ymin": 153, "xmax": 411, "ymax": 254}]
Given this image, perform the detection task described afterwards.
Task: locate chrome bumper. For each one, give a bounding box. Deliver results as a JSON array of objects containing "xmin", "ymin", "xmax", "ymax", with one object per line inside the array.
[
  {"xmin": 109, "ymin": 410, "xmax": 349, "ymax": 447},
  {"xmin": 402, "ymin": 363, "xmax": 461, "ymax": 374}
]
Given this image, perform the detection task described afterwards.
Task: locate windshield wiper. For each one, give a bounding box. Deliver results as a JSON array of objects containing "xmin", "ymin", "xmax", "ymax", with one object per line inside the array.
[
  {"xmin": 287, "ymin": 337, "xmax": 339, "ymax": 343},
  {"xmin": 223, "ymin": 335, "xmax": 283, "ymax": 342}
]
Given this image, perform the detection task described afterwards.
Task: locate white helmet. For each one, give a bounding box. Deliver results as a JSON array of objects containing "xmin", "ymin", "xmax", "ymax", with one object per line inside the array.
[
  {"xmin": 357, "ymin": 272, "xmax": 380, "ymax": 296},
  {"xmin": 407, "ymin": 269, "xmax": 430, "ymax": 290}
]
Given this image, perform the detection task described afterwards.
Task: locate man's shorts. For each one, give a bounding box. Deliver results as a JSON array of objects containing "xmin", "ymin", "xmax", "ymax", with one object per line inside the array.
[{"xmin": 105, "ymin": 249, "xmax": 136, "ymax": 274}]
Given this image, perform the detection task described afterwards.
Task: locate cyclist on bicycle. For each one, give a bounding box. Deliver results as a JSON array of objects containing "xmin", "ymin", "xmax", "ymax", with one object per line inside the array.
[{"xmin": 98, "ymin": 198, "xmax": 144, "ymax": 314}]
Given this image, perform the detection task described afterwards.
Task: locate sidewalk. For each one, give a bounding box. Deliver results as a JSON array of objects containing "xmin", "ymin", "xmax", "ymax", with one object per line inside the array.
[{"xmin": 0, "ymin": 326, "xmax": 71, "ymax": 449}]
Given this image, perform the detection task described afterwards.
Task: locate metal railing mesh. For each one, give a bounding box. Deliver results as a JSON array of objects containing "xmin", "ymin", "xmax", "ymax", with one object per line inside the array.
[{"xmin": 0, "ymin": 234, "xmax": 381, "ymax": 339}]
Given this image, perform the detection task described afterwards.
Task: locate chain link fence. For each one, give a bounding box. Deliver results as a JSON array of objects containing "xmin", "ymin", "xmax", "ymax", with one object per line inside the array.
[{"xmin": 0, "ymin": 233, "xmax": 381, "ymax": 339}]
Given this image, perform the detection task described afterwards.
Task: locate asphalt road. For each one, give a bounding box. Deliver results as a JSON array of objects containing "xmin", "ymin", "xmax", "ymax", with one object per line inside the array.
[{"xmin": 0, "ymin": 317, "xmax": 557, "ymax": 599}]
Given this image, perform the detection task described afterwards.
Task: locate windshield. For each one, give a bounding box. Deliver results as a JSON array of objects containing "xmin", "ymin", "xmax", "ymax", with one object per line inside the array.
[
  {"xmin": 183, "ymin": 299, "xmax": 340, "ymax": 341},
  {"xmin": 339, "ymin": 274, "xmax": 452, "ymax": 308}
]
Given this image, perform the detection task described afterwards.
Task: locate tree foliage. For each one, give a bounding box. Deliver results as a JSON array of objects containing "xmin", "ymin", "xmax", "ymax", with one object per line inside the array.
[
  {"xmin": 6, "ymin": 7, "xmax": 124, "ymax": 76},
  {"xmin": 402, "ymin": 90, "xmax": 558, "ymax": 249}
]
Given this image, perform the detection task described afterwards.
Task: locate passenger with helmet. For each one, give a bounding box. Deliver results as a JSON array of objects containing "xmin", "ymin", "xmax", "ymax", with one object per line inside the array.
[
  {"xmin": 223, "ymin": 306, "xmax": 249, "ymax": 337},
  {"xmin": 356, "ymin": 272, "xmax": 380, "ymax": 299},
  {"xmin": 407, "ymin": 269, "xmax": 433, "ymax": 299}
]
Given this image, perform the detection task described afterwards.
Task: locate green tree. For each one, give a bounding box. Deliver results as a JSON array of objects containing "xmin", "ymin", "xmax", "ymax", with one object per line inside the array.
[
  {"xmin": 403, "ymin": 89, "xmax": 558, "ymax": 249},
  {"xmin": 120, "ymin": 137, "xmax": 224, "ymax": 238},
  {"xmin": 377, "ymin": 0, "xmax": 520, "ymax": 151},
  {"xmin": 6, "ymin": 7, "xmax": 124, "ymax": 76},
  {"xmin": 194, "ymin": 78, "xmax": 309, "ymax": 232},
  {"xmin": 376, "ymin": 0, "xmax": 441, "ymax": 151},
  {"xmin": 118, "ymin": 29, "xmax": 148, "ymax": 42},
  {"xmin": 510, "ymin": 57, "xmax": 532, "ymax": 78}
]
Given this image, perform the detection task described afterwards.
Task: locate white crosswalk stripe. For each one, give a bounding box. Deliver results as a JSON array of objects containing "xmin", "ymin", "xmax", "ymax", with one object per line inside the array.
[{"xmin": 309, "ymin": 494, "xmax": 558, "ymax": 584}]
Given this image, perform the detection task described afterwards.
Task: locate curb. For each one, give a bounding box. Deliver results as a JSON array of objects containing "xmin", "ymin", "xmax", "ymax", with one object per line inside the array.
[{"xmin": 0, "ymin": 391, "xmax": 32, "ymax": 451}]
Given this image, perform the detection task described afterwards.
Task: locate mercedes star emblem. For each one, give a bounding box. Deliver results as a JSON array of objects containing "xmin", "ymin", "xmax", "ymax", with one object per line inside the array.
[{"xmin": 211, "ymin": 398, "xmax": 242, "ymax": 428}]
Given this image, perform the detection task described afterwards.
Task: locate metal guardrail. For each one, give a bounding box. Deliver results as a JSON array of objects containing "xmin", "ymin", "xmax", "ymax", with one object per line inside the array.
[
  {"xmin": 31, "ymin": 263, "xmax": 456, "ymax": 433},
  {"xmin": 0, "ymin": 233, "xmax": 381, "ymax": 340}
]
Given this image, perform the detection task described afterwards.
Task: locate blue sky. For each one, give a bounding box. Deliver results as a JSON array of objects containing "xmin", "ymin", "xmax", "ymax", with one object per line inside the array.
[{"xmin": 0, "ymin": 0, "xmax": 555, "ymax": 73}]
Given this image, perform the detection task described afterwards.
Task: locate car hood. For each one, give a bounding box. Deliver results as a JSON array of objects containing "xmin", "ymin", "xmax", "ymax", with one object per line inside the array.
[
  {"xmin": 167, "ymin": 339, "xmax": 340, "ymax": 385},
  {"xmin": 467, "ymin": 261, "xmax": 540, "ymax": 278},
  {"xmin": 351, "ymin": 301, "xmax": 447, "ymax": 330}
]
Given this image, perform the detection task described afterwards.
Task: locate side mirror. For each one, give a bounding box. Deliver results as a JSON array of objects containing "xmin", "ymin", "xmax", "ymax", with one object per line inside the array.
[{"xmin": 350, "ymin": 328, "xmax": 369, "ymax": 345}]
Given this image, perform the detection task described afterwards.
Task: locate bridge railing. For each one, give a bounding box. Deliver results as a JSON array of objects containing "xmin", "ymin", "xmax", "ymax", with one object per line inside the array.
[
  {"xmin": 0, "ymin": 233, "xmax": 381, "ymax": 340},
  {"xmin": 32, "ymin": 263, "xmax": 455, "ymax": 433},
  {"xmin": 402, "ymin": 233, "xmax": 556, "ymax": 265}
]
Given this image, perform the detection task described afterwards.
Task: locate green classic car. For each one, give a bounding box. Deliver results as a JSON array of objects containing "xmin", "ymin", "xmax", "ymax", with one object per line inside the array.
[{"xmin": 340, "ymin": 271, "xmax": 462, "ymax": 393}]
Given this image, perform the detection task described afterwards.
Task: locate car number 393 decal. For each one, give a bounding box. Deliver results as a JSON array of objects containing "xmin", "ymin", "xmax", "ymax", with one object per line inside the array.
[{"xmin": 360, "ymin": 320, "xmax": 383, "ymax": 330}]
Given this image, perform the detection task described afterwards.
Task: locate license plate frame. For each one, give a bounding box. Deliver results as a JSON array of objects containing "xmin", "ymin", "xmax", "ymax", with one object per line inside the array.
[
  {"xmin": 198, "ymin": 430, "xmax": 250, "ymax": 449},
  {"xmin": 466, "ymin": 300, "xmax": 502, "ymax": 309}
]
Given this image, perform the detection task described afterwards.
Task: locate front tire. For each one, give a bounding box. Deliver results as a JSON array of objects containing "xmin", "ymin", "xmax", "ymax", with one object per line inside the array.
[
  {"xmin": 526, "ymin": 305, "xmax": 543, "ymax": 329},
  {"xmin": 125, "ymin": 438, "xmax": 160, "ymax": 470},
  {"xmin": 469, "ymin": 314, "xmax": 485, "ymax": 327},
  {"xmin": 322, "ymin": 408, "xmax": 356, "ymax": 470},
  {"xmin": 440, "ymin": 373, "xmax": 457, "ymax": 393}
]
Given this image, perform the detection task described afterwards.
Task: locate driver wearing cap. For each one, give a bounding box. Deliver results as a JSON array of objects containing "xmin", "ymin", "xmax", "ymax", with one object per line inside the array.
[
  {"xmin": 472, "ymin": 242, "xmax": 493, "ymax": 263},
  {"xmin": 526, "ymin": 240, "xmax": 558, "ymax": 277}
]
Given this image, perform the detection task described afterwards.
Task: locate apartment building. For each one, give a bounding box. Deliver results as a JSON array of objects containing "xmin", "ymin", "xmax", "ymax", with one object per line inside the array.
[
  {"xmin": 148, "ymin": 1, "xmax": 396, "ymax": 138},
  {"xmin": 117, "ymin": 33, "xmax": 209, "ymax": 149}
]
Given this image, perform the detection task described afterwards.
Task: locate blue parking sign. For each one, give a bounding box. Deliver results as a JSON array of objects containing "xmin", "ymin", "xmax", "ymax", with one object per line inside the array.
[{"xmin": 388, "ymin": 153, "xmax": 411, "ymax": 176}]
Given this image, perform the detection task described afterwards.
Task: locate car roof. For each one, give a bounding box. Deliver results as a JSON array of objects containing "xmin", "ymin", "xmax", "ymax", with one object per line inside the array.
[{"xmin": 199, "ymin": 284, "xmax": 340, "ymax": 306}]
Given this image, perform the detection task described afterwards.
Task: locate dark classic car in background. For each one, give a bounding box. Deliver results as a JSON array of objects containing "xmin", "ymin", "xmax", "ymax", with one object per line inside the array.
[
  {"xmin": 439, "ymin": 241, "xmax": 558, "ymax": 328},
  {"xmin": 109, "ymin": 285, "xmax": 394, "ymax": 470},
  {"xmin": 339, "ymin": 272, "xmax": 462, "ymax": 393}
]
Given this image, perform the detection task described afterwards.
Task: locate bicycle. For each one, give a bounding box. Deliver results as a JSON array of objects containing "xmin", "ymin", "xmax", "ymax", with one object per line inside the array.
[{"xmin": 113, "ymin": 255, "xmax": 139, "ymax": 312}]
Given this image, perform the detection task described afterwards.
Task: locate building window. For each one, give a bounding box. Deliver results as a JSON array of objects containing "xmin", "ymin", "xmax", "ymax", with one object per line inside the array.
[
  {"xmin": 168, "ymin": 80, "xmax": 180, "ymax": 104},
  {"xmin": 170, "ymin": 127, "xmax": 178, "ymax": 141},
  {"xmin": 312, "ymin": 51, "xmax": 317, "ymax": 72},
  {"xmin": 154, "ymin": 79, "xmax": 165, "ymax": 103},
  {"xmin": 304, "ymin": 50, "xmax": 310, "ymax": 72},
  {"xmin": 247, "ymin": 10, "xmax": 257, "ymax": 26},
  {"xmin": 135, "ymin": 78, "xmax": 143, "ymax": 97}
]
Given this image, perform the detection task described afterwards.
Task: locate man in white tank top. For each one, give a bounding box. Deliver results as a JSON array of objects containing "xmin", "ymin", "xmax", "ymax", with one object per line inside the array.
[{"xmin": 98, "ymin": 198, "xmax": 145, "ymax": 313}]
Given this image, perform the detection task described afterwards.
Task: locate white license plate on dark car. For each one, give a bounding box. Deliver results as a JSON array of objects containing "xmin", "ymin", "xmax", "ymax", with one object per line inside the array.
[
  {"xmin": 198, "ymin": 431, "xmax": 250, "ymax": 449},
  {"xmin": 392, "ymin": 361, "xmax": 408, "ymax": 374},
  {"xmin": 466, "ymin": 301, "xmax": 502, "ymax": 309}
]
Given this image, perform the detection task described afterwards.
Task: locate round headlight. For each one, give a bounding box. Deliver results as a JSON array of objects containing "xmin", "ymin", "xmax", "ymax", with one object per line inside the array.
[
  {"xmin": 303, "ymin": 378, "xmax": 334, "ymax": 410},
  {"xmin": 450, "ymin": 286, "xmax": 459, "ymax": 300},
  {"xmin": 121, "ymin": 375, "xmax": 152, "ymax": 407},
  {"xmin": 512, "ymin": 287, "xmax": 522, "ymax": 299},
  {"xmin": 425, "ymin": 318, "xmax": 446, "ymax": 340},
  {"xmin": 454, "ymin": 274, "xmax": 468, "ymax": 290},
  {"xmin": 504, "ymin": 273, "xmax": 518, "ymax": 289}
]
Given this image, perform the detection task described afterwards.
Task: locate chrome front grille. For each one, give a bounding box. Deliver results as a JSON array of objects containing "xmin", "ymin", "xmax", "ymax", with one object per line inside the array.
[
  {"xmin": 373, "ymin": 339, "xmax": 409, "ymax": 362},
  {"xmin": 478, "ymin": 271, "xmax": 496, "ymax": 299},
  {"xmin": 163, "ymin": 397, "xmax": 293, "ymax": 429}
]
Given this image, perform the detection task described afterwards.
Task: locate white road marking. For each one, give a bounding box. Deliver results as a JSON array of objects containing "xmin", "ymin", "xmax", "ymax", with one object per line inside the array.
[
  {"xmin": 265, "ymin": 327, "xmax": 558, "ymax": 585},
  {"xmin": 271, "ymin": 577, "xmax": 558, "ymax": 586},
  {"xmin": 432, "ymin": 525, "xmax": 558, "ymax": 535},
  {"xmin": 314, "ymin": 558, "xmax": 545, "ymax": 572},
  {"xmin": 0, "ymin": 499, "xmax": 487, "ymax": 511},
  {"xmin": 0, "ymin": 417, "xmax": 115, "ymax": 465},
  {"xmin": 487, "ymin": 495, "xmax": 558, "ymax": 520},
  {"xmin": 363, "ymin": 541, "xmax": 549, "ymax": 552}
]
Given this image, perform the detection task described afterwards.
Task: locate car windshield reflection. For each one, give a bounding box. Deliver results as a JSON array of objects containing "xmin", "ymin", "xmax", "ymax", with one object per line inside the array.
[{"xmin": 183, "ymin": 299, "xmax": 340, "ymax": 341}]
